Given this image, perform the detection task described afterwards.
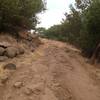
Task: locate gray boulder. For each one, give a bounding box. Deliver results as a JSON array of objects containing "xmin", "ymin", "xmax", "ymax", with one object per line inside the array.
[
  {"xmin": 5, "ymin": 47, "xmax": 18, "ymax": 58},
  {"xmin": 0, "ymin": 47, "xmax": 5, "ymax": 56}
]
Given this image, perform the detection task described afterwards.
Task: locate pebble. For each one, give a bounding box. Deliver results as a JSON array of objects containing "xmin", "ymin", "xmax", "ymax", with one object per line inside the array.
[{"xmin": 13, "ymin": 81, "xmax": 23, "ymax": 88}]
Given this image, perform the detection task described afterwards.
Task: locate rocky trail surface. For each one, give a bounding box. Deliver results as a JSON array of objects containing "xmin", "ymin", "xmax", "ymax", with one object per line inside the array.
[{"xmin": 0, "ymin": 39, "xmax": 100, "ymax": 100}]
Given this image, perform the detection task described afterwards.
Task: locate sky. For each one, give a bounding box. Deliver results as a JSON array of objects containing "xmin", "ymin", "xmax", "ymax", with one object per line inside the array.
[{"xmin": 37, "ymin": 0, "xmax": 75, "ymax": 29}]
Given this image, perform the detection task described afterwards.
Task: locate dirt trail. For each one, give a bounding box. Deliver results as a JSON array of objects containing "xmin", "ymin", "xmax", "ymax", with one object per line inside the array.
[{"xmin": 0, "ymin": 39, "xmax": 100, "ymax": 100}]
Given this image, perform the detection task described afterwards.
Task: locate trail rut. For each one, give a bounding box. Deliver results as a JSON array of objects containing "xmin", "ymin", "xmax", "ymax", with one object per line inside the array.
[{"xmin": 0, "ymin": 39, "xmax": 100, "ymax": 100}]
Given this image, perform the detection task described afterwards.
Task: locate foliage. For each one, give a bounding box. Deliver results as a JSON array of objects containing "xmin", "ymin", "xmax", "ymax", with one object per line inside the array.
[
  {"xmin": 75, "ymin": 0, "xmax": 92, "ymax": 10},
  {"xmin": 42, "ymin": 25, "xmax": 67, "ymax": 41},
  {"xmin": 36, "ymin": 27, "xmax": 46, "ymax": 36},
  {"xmin": 41, "ymin": 0, "xmax": 100, "ymax": 57},
  {"xmin": 0, "ymin": 0, "xmax": 46, "ymax": 34},
  {"xmin": 80, "ymin": 0, "xmax": 100, "ymax": 56}
]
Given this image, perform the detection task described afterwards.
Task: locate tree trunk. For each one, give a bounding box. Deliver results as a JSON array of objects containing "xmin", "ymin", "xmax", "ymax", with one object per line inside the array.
[{"xmin": 90, "ymin": 43, "xmax": 100, "ymax": 64}]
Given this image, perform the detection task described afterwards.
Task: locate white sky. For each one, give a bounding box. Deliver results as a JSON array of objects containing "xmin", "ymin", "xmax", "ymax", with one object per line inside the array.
[{"xmin": 37, "ymin": 0, "xmax": 75, "ymax": 29}]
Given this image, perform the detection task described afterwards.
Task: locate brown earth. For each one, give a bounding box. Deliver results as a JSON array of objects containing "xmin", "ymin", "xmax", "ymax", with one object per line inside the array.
[{"xmin": 0, "ymin": 38, "xmax": 100, "ymax": 100}]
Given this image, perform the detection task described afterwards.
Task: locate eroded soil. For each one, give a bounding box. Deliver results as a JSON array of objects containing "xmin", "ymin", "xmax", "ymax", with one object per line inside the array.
[{"xmin": 0, "ymin": 39, "xmax": 100, "ymax": 100}]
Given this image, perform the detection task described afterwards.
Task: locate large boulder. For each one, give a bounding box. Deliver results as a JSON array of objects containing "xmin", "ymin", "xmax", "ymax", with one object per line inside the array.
[
  {"xmin": 0, "ymin": 47, "xmax": 5, "ymax": 56},
  {"xmin": 5, "ymin": 47, "xmax": 18, "ymax": 58}
]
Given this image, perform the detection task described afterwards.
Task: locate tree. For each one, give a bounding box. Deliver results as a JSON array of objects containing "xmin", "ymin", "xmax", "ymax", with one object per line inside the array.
[
  {"xmin": 0, "ymin": 0, "xmax": 46, "ymax": 34},
  {"xmin": 41, "ymin": 0, "xmax": 100, "ymax": 61},
  {"xmin": 61, "ymin": 5, "xmax": 82, "ymax": 45},
  {"xmin": 80, "ymin": 0, "xmax": 100, "ymax": 56},
  {"xmin": 42, "ymin": 5, "xmax": 82, "ymax": 44}
]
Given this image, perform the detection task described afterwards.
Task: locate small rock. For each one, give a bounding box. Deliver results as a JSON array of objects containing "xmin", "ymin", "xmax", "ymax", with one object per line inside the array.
[
  {"xmin": 18, "ymin": 47, "xmax": 24, "ymax": 54},
  {"xmin": 53, "ymin": 83, "xmax": 61, "ymax": 87},
  {"xmin": 3, "ymin": 63, "xmax": 16, "ymax": 70},
  {"xmin": 13, "ymin": 81, "xmax": 23, "ymax": 88},
  {"xmin": 26, "ymin": 83, "xmax": 44, "ymax": 95},
  {"xmin": 0, "ymin": 47, "xmax": 5, "ymax": 56},
  {"xmin": 24, "ymin": 88, "xmax": 33, "ymax": 95},
  {"xmin": 0, "ymin": 56, "xmax": 8, "ymax": 62},
  {"xmin": 1, "ymin": 75, "xmax": 9, "ymax": 84}
]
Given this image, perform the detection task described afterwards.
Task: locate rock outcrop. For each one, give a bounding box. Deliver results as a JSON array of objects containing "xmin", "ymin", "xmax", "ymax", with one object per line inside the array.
[{"xmin": 0, "ymin": 42, "xmax": 25, "ymax": 62}]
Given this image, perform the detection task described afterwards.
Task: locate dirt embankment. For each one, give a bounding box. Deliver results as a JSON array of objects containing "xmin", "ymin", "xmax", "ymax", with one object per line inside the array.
[{"xmin": 0, "ymin": 38, "xmax": 100, "ymax": 100}]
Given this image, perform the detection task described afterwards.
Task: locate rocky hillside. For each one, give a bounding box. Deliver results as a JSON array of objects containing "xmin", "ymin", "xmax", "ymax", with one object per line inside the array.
[
  {"xmin": 0, "ymin": 33, "xmax": 42, "ymax": 86},
  {"xmin": 0, "ymin": 33, "xmax": 41, "ymax": 61}
]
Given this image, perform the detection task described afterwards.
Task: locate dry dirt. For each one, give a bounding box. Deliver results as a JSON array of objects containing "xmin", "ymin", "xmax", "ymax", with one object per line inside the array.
[{"xmin": 0, "ymin": 38, "xmax": 100, "ymax": 100}]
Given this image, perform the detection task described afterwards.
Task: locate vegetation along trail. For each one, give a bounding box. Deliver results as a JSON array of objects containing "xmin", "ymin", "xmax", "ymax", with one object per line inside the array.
[{"xmin": 0, "ymin": 38, "xmax": 100, "ymax": 100}]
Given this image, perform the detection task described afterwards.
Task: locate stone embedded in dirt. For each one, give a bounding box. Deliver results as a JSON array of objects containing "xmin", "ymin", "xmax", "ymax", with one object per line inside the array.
[
  {"xmin": 6, "ymin": 95, "xmax": 12, "ymax": 100},
  {"xmin": 0, "ymin": 75, "xmax": 9, "ymax": 84},
  {"xmin": 0, "ymin": 56, "xmax": 8, "ymax": 62},
  {"xmin": 24, "ymin": 88, "xmax": 33, "ymax": 95},
  {"xmin": 3, "ymin": 63, "xmax": 16, "ymax": 70},
  {"xmin": 5, "ymin": 47, "xmax": 18, "ymax": 58},
  {"xmin": 53, "ymin": 83, "xmax": 61, "ymax": 87},
  {"xmin": 26, "ymin": 83, "xmax": 44, "ymax": 95},
  {"xmin": 0, "ymin": 47, "xmax": 5, "ymax": 56},
  {"xmin": 18, "ymin": 47, "xmax": 25, "ymax": 54},
  {"xmin": 13, "ymin": 81, "xmax": 23, "ymax": 88}
]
